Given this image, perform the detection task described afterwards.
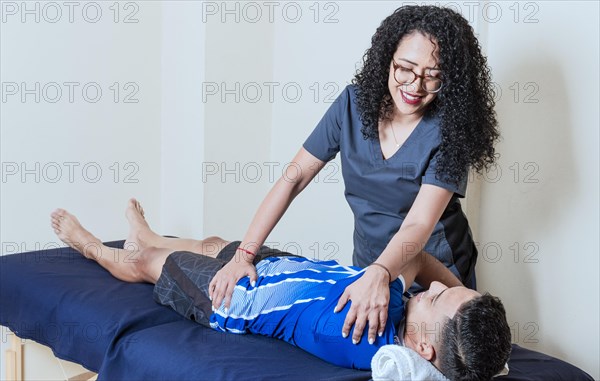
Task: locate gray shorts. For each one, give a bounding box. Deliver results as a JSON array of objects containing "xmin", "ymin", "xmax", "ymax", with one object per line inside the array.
[{"xmin": 152, "ymin": 241, "xmax": 300, "ymax": 327}]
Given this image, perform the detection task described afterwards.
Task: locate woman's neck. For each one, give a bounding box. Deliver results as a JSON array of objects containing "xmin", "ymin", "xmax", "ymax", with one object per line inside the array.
[{"xmin": 391, "ymin": 109, "xmax": 425, "ymax": 127}]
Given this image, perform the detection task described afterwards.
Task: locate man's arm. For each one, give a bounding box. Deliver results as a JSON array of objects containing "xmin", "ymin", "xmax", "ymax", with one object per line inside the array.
[{"xmin": 400, "ymin": 251, "xmax": 463, "ymax": 291}]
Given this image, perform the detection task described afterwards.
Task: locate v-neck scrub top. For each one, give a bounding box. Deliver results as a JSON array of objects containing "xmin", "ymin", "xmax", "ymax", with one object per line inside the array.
[{"xmin": 303, "ymin": 85, "xmax": 477, "ymax": 291}]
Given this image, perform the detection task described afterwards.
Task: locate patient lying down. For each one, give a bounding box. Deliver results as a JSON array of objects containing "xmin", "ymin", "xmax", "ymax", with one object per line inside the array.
[{"xmin": 50, "ymin": 199, "xmax": 511, "ymax": 380}]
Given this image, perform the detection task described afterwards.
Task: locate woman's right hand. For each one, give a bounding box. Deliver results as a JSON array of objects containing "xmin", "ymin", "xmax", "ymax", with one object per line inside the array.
[{"xmin": 209, "ymin": 255, "xmax": 258, "ymax": 311}]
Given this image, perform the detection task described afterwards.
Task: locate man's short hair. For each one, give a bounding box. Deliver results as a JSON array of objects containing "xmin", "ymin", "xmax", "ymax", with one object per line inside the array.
[{"xmin": 439, "ymin": 293, "xmax": 512, "ymax": 381}]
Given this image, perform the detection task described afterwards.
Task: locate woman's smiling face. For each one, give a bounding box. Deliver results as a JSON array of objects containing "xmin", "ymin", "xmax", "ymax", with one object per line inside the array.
[{"xmin": 388, "ymin": 31, "xmax": 442, "ymax": 119}]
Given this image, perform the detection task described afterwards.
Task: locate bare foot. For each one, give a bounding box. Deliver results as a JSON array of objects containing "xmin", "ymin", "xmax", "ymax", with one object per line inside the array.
[
  {"xmin": 124, "ymin": 198, "xmax": 160, "ymax": 252},
  {"xmin": 50, "ymin": 209, "xmax": 102, "ymax": 259}
]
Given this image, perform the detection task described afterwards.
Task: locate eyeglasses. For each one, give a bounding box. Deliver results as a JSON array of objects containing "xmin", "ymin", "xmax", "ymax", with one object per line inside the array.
[{"xmin": 392, "ymin": 60, "xmax": 443, "ymax": 93}]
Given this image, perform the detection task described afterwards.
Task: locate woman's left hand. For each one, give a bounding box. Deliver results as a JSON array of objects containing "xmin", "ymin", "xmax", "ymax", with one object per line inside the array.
[{"xmin": 334, "ymin": 265, "xmax": 390, "ymax": 345}]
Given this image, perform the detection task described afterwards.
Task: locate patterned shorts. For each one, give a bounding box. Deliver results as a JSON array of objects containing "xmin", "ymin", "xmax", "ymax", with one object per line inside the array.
[{"xmin": 152, "ymin": 241, "xmax": 300, "ymax": 327}]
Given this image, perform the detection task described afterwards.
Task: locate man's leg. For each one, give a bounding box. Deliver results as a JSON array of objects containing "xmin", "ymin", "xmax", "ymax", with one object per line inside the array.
[
  {"xmin": 51, "ymin": 207, "xmax": 230, "ymax": 326},
  {"xmin": 50, "ymin": 208, "xmax": 174, "ymax": 283},
  {"xmin": 124, "ymin": 198, "xmax": 230, "ymax": 258},
  {"xmin": 50, "ymin": 199, "xmax": 233, "ymax": 283}
]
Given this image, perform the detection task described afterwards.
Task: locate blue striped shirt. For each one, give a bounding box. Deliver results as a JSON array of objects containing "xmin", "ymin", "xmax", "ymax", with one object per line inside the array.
[{"xmin": 209, "ymin": 256, "xmax": 405, "ymax": 370}]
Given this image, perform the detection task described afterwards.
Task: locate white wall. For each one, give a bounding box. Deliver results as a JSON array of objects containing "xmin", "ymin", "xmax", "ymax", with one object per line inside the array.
[
  {"xmin": 160, "ymin": 3, "xmax": 205, "ymax": 238},
  {"xmin": 475, "ymin": 1, "xmax": 599, "ymax": 378},
  {"xmin": 0, "ymin": 1, "xmax": 207, "ymax": 376},
  {"xmin": 202, "ymin": 5, "xmax": 275, "ymax": 240},
  {"xmin": 1, "ymin": 1, "xmax": 163, "ymax": 245},
  {"xmin": 1, "ymin": 1, "xmax": 598, "ymax": 380}
]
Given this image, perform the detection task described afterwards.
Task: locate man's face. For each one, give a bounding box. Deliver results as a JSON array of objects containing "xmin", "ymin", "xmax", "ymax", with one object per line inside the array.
[{"xmin": 404, "ymin": 281, "xmax": 480, "ymax": 351}]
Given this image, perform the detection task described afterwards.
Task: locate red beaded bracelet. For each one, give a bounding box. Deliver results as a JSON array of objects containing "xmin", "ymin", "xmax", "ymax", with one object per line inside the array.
[{"xmin": 236, "ymin": 247, "xmax": 256, "ymax": 257}]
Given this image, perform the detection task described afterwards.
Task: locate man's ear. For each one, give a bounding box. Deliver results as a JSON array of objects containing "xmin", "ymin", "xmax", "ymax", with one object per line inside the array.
[{"xmin": 415, "ymin": 340, "xmax": 436, "ymax": 361}]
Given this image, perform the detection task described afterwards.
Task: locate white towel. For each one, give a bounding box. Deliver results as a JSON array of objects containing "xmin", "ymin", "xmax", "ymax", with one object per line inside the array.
[
  {"xmin": 371, "ymin": 345, "xmax": 510, "ymax": 380},
  {"xmin": 371, "ymin": 345, "xmax": 450, "ymax": 381}
]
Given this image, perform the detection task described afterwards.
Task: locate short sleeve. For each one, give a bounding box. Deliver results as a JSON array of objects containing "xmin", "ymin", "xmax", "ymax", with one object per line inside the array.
[
  {"xmin": 396, "ymin": 274, "xmax": 406, "ymax": 294},
  {"xmin": 422, "ymin": 148, "xmax": 468, "ymax": 198},
  {"xmin": 302, "ymin": 86, "xmax": 349, "ymax": 162}
]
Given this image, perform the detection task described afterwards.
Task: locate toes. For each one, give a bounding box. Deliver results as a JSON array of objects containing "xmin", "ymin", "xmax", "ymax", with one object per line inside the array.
[
  {"xmin": 51, "ymin": 209, "xmax": 76, "ymax": 228},
  {"xmin": 51, "ymin": 219, "xmax": 61, "ymax": 233},
  {"xmin": 51, "ymin": 214, "xmax": 62, "ymax": 225},
  {"xmin": 133, "ymin": 199, "xmax": 145, "ymax": 217},
  {"xmin": 126, "ymin": 198, "xmax": 145, "ymax": 217},
  {"xmin": 52, "ymin": 209, "xmax": 68, "ymax": 222}
]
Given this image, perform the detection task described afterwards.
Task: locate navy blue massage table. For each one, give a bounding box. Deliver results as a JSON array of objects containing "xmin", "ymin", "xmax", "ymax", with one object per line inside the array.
[{"xmin": 0, "ymin": 240, "xmax": 594, "ymax": 380}]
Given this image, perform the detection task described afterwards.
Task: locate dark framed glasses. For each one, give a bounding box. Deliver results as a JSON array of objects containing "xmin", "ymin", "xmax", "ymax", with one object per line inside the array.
[{"xmin": 392, "ymin": 60, "xmax": 443, "ymax": 93}]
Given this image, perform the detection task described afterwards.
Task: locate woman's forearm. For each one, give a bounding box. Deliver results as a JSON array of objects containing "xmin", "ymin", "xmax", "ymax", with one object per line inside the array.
[
  {"xmin": 389, "ymin": 250, "xmax": 462, "ymax": 291},
  {"xmin": 237, "ymin": 176, "xmax": 302, "ymax": 257},
  {"xmin": 375, "ymin": 223, "xmax": 462, "ymax": 288},
  {"xmin": 414, "ymin": 251, "xmax": 462, "ymax": 288},
  {"xmin": 237, "ymin": 148, "xmax": 326, "ymax": 259},
  {"xmin": 375, "ymin": 222, "xmax": 434, "ymax": 279}
]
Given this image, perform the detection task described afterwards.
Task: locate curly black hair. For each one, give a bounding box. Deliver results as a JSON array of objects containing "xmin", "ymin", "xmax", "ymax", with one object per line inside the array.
[
  {"xmin": 352, "ymin": 5, "xmax": 499, "ymax": 185},
  {"xmin": 439, "ymin": 293, "xmax": 512, "ymax": 381}
]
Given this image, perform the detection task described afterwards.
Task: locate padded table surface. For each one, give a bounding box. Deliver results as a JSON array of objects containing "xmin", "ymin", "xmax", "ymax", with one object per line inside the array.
[{"xmin": 0, "ymin": 241, "xmax": 594, "ymax": 381}]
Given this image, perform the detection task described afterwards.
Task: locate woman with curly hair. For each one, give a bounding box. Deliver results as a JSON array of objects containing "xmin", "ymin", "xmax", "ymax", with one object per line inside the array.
[{"xmin": 209, "ymin": 5, "xmax": 500, "ymax": 348}]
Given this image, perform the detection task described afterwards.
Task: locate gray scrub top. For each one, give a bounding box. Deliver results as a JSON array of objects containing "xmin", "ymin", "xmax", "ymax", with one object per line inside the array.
[{"xmin": 303, "ymin": 85, "xmax": 477, "ymax": 290}]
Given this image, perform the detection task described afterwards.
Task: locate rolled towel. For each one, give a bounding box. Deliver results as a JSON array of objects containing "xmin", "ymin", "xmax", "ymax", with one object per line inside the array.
[{"xmin": 371, "ymin": 344, "xmax": 450, "ymax": 381}]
